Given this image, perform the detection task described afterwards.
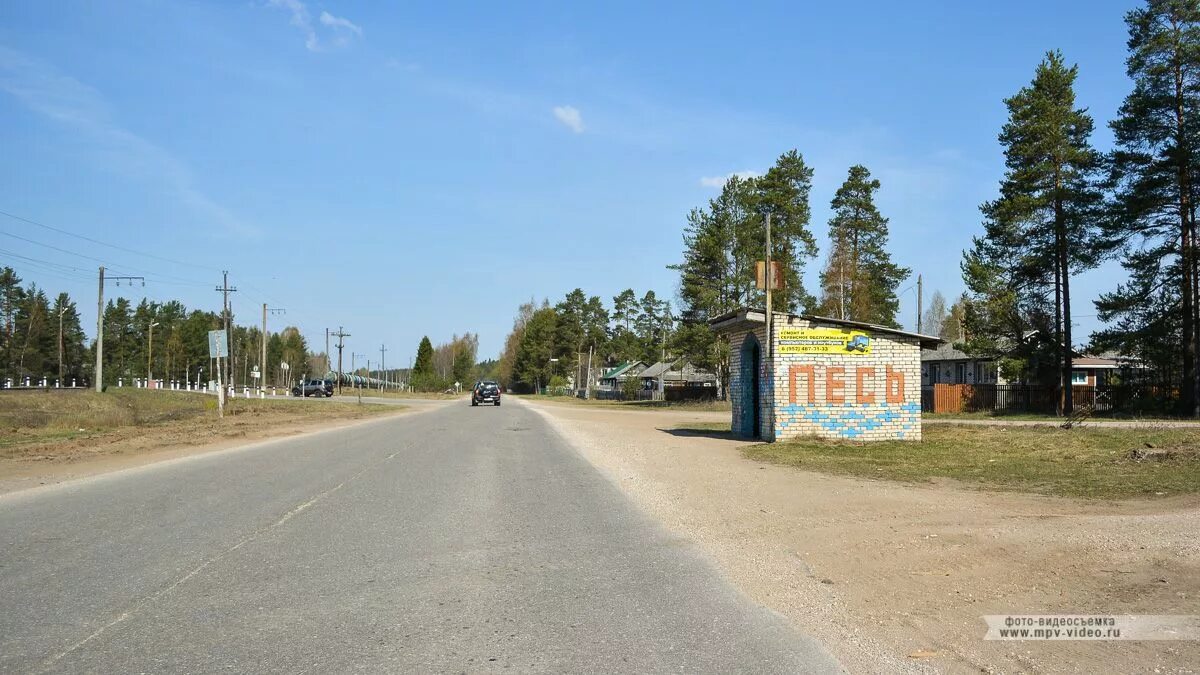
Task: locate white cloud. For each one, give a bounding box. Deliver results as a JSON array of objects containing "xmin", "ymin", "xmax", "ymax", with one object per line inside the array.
[
  {"xmin": 552, "ymin": 105, "xmax": 585, "ymax": 133},
  {"xmin": 0, "ymin": 46, "xmax": 253, "ymax": 238},
  {"xmin": 698, "ymin": 170, "xmax": 761, "ymax": 188},
  {"xmin": 267, "ymin": 1, "xmax": 361, "ymax": 51},
  {"xmin": 320, "ymin": 11, "xmax": 362, "ymax": 35}
]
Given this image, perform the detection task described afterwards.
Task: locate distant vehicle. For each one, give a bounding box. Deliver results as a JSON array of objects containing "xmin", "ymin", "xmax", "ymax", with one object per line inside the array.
[
  {"xmin": 472, "ymin": 381, "xmax": 501, "ymax": 407},
  {"xmin": 292, "ymin": 379, "xmax": 333, "ymax": 397}
]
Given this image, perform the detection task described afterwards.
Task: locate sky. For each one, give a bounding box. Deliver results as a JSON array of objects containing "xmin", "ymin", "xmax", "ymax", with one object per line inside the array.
[{"xmin": 0, "ymin": 0, "xmax": 1142, "ymax": 363}]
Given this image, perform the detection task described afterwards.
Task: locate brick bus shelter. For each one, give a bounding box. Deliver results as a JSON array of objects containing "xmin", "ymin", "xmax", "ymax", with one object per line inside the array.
[{"xmin": 710, "ymin": 309, "xmax": 942, "ymax": 442}]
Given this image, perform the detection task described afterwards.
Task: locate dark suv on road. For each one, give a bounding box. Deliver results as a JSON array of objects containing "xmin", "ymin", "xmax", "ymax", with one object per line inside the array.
[
  {"xmin": 292, "ymin": 379, "xmax": 334, "ymax": 397},
  {"xmin": 472, "ymin": 381, "xmax": 501, "ymax": 406}
]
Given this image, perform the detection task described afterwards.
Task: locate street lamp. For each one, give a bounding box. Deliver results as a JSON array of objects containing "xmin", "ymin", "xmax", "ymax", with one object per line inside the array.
[{"xmin": 147, "ymin": 321, "xmax": 160, "ymax": 387}]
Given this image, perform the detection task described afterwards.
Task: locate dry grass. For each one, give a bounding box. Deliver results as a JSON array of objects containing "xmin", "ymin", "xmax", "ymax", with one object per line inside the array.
[
  {"xmin": 675, "ymin": 421, "xmax": 1200, "ymax": 499},
  {"xmin": 0, "ymin": 389, "xmax": 396, "ymax": 458}
]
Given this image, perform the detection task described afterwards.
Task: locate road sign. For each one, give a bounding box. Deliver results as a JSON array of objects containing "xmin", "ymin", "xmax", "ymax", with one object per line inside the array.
[
  {"xmin": 207, "ymin": 330, "xmax": 228, "ymax": 358},
  {"xmin": 755, "ymin": 260, "xmax": 783, "ymax": 290}
]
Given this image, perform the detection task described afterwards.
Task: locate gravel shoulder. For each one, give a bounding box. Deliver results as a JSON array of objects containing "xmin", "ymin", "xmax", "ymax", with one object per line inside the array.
[{"xmin": 522, "ymin": 399, "xmax": 1200, "ymax": 674}]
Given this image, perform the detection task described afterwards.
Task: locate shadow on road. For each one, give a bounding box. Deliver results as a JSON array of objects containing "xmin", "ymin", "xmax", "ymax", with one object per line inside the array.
[{"xmin": 657, "ymin": 426, "xmax": 738, "ymax": 440}]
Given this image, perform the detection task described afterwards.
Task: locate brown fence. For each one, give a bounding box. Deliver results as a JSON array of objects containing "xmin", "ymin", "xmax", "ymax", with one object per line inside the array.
[{"xmin": 922, "ymin": 384, "xmax": 1179, "ymax": 415}]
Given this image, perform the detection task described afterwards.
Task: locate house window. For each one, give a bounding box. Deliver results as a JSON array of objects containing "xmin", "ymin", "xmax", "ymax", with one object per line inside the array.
[
  {"xmin": 1071, "ymin": 371, "xmax": 1088, "ymax": 385},
  {"xmin": 955, "ymin": 363, "xmax": 966, "ymax": 384}
]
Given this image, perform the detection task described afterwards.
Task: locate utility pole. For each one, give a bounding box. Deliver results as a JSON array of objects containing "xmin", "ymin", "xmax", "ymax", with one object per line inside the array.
[
  {"xmin": 94, "ymin": 267, "xmax": 144, "ymax": 392},
  {"xmin": 380, "ymin": 344, "xmax": 388, "ymax": 392},
  {"xmin": 214, "ymin": 271, "xmax": 237, "ymax": 386},
  {"xmin": 58, "ymin": 302, "xmax": 65, "ymax": 385},
  {"xmin": 147, "ymin": 319, "xmax": 159, "ymax": 385},
  {"xmin": 352, "ymin": 353, "xmax": 366, "ymax": 404},
  {"xmin": 916, "ymin": 274, "xmax": 924, "ymax": 334},
  {"xmin": 765, "ymin": 213, "xmax": 773, "ymax": 359},
  {"xmin": 262, "ymin": 304, "xmax": 285, "ymax": 393},
  {"xmin": 332, "ymin": 327, "xmax": 350, "ymax": 393},
  {"xmin": 325, "ymin": 328, "xmax": 331, "ymax": 375},
  {"xmin": 586, "ymin": 343, "xmax": 593, "ymax": 400}
]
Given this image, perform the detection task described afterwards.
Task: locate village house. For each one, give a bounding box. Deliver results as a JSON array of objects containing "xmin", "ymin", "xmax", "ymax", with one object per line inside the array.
[
  {"xmin": 638, "ymin": 359, "xmax": 719, "ymax": 391},
  {"xmin": 921, "ymin": 344, "xmax": 1123, "ymax": 387},
  {"xmin": 596, "ymin": 361, "xmax": 647, "ymax": 392}
]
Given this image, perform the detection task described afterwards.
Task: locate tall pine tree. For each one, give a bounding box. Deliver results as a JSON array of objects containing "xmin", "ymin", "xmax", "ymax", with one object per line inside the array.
[
  {"xmin": 963, "ymin": 50, "xmax": 1102, "ymax": 413},
  {"xmin": 816, "ymin": 165, "xmax": 910, "ymax": 326},
  {"xmin": 411, "ymin": 336, "xmax": 435, "ymax": 390},
  {"xmin": 1100, "ymin": 0, "xmax": 1200, "ymax": 416},
  {"xmin": 671, "ymin": 150, "xmax": 818, "ymax": 393}
]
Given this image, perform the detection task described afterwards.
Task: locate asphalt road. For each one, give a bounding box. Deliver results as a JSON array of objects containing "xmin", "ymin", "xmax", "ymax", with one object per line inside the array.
[{"xmin": 0, "ymin": 399, "xmax": 840, "ymax": 673}]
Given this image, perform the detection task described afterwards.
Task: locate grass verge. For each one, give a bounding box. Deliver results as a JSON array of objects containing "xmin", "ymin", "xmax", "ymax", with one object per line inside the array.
[
  {"xmin": 673, "ymin": 421, "xmax": 1200, "ymax": 499},
  {"xmin": 520, "ymin": 394, "xmax": 731, "ymax": 412},
  {"xmin": 0, "ymin": 389, "xmax": 397, "ymax": 458}
]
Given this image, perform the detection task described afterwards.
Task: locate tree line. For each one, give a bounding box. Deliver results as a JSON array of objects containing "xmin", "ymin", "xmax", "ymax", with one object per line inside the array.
[
  {"xmin": 408, "ymin": 333, "xmax": 481, "ymax": 392},
  {"xmin": 963, "ymin": 0, "xmax": 1200, "ymax": 416},
  {"xmin": 0, "ymin": 266, "xmax": 320, "ymax": 388},
  {"xmin": 495, "ymin": 288, "xmax": 673, "ymax": 393}
]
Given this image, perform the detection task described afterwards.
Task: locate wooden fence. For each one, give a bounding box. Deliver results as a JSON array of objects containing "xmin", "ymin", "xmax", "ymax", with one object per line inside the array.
[{"xmin": 922, "ymin": 384, "xmax": 1179, "ymax": 415}]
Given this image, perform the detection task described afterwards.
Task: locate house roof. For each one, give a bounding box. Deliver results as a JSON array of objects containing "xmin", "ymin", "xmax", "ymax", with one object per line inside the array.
[
  {"xmin": 709, "ymin": 308, "xmax": 943, "ymax": 349},
  {"xmin": 921, "ymin": 343, "xmax": 974, "ymax": 362},
  {"xmin": 639, "ymin": 361, "xmax": 676, "ymax": 378},
  {"xmin": 600, "ymin": 361, "xmax": 645, "ymax": 379},
  {"xmin": 1073, "ymin": 356, "xmax": 1120, "ymax": 369}
]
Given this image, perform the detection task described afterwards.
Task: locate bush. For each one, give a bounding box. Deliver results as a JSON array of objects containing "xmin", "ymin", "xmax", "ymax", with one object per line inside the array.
[{"xmin": 622, "ymin": 376, "xmax": 642, "ymax": 400}]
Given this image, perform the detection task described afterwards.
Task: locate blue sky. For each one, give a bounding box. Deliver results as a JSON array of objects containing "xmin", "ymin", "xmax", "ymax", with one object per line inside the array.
[{"xmin": 0, "ymin": 0, "xmax": 1139, "ymax": 361}]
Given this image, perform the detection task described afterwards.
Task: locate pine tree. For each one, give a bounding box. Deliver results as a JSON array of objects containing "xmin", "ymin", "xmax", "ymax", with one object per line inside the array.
[
  {"xmin": 513, "ymin": 307, "xmax": 558, "ymax": 391},
  {"xmin": 1100, "ymin": 0, "xmax": 1200, "ymax": 415},
  {"xmin": 816, "ymin": 165, "xmax": 910, "ymax": 325},
  {"xmin": 670, "ymin": 151, "xmax": 819, "ymax": 393},
  {"xmin": 753, "ymin": 150, "xmax": 819, "ymax": 312},
  {"xmin": 0, "ymin": 267, "xmax": 23, "ymax": 382},
  {"xmin": 412, "ymin": 336, "xmax": 435, "ymax": 390},
  {"xmin": 963, "ymin": 50, "xmax": 1102, "ymax": 412}
]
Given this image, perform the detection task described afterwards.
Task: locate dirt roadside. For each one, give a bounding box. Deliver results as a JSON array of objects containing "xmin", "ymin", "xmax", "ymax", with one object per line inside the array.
[
  {"xmin": 523, "ymin": 400, "xmax": 1200, "ymax": 674},
  {"xmin": 0, "ymin": 400, "xmax": 444, "ymax": 496}
]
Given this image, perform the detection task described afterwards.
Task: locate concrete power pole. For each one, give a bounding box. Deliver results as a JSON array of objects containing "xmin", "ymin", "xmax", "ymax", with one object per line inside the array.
[
  {"xmin": 215, "ymin": 271, "xmax": 237, "ymax": 386},
  {"xmin": 95, "ymin": 266, "xmax": 103, "ymax": 392},
  {"xmin": 916, "ymin": 274, "xmax": 923, "ymax": 334},
  {"xmin": 380, "ymin": 344, "xmax": 388, "ymax": 391},
  {"xmin": 332, "ymin": 327, "xmax": 350, "ymax": 393},
  {"xmin": 94, "ymin": 267, "xmax": 144, "ymax": 392},
  {"xmin": 58, "ymin": 302, "xmax": 65, "ymax": 385},
  {"xmin": 261, "ymin": 304, "xmax": 285, "ymax": 392},
  {"xmin": 325, "ymin": 328, "xmax": 331, "ymax": 375}
]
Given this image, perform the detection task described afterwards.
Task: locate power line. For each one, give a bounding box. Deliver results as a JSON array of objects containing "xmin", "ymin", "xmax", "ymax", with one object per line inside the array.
[
  {"xmin": 0, "ymin": 229, "xmax": 210, "ymax": 287},
  {"xmin": 0, "ymin": 208, "xmax": 216, "ymax": 272}
]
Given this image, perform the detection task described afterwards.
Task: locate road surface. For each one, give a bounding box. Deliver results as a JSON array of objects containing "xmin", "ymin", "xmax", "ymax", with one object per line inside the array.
[{"xmin": 0, "ymin": 399, "xmax": 840, "ymax": 673}]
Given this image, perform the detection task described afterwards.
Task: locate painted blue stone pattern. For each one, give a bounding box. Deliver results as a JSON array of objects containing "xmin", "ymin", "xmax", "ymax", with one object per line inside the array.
[{"xmin": 776, "ymin": 403, "xmax": 920, "ymax": 439}]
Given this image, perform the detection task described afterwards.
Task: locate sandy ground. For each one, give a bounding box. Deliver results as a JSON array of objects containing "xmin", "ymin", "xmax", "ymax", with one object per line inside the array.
[
  {"xmin": 524, "ymin": 399, "xmax": 1200, "ymax": 675},
  {"xmin": 0, "ymin": 399, "xmax": 449, "ymax": 495}
]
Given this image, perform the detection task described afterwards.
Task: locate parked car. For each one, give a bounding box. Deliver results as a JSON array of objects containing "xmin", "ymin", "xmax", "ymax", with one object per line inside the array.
[
  {"xmin": 472, "ymin": 381, "xmax": 501, "ymax": 406},
  {"xmin": 292, "ymin": 379, "xmax": 333, "ymax": 397}
]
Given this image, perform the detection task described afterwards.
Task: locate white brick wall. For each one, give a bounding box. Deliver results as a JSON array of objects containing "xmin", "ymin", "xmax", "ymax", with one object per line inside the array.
[{"xmin": 726, "ymin": 316, "xmax": 923, "ymax": 442}]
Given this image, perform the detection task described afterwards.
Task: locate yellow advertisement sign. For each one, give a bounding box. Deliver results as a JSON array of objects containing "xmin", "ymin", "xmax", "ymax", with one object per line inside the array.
[{"xmin": 778, "ymin": 327, "xmax": 872, "ymax": 355}]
